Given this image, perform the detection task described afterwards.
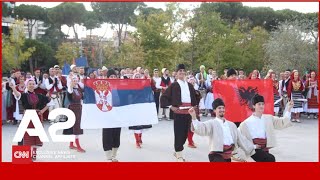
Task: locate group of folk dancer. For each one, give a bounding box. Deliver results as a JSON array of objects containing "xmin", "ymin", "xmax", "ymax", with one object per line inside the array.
[{"xmin": 3, "ymin": 63, "xmax": 316, "ymax": 162}]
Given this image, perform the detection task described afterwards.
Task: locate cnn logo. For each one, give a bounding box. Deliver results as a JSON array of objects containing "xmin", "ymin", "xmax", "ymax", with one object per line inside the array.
[
  {"xmin": 12, "ymin": 145, "xmax": 31, "ymax": 164},
  {"xmin": 14, "ymin": 151, "xmax": 30, "ymax": 158}
]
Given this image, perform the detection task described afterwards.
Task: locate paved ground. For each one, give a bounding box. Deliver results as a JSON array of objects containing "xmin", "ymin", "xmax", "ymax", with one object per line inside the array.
[{"xmin": 1, "ymin": 112, "xmax": 318, "ymax": 162}]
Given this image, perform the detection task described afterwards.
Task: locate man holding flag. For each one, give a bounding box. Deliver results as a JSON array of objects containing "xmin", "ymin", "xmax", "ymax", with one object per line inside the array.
[{"xmin": 102, "ymin": 69, "xmax": 121, "ymax": 162}]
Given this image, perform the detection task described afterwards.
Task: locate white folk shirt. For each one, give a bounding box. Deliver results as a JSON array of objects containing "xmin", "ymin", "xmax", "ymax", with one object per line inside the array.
[
  {"xmin": 245, "ymin": 111, "xmax": 290, "ymax": 139},
  {"xmin": 216, "ymin": 117, "xmax": 234, "ymax": 145},
  {"xmin": 153, "ymin": 77, "xmax": 162, "ymax": 90},
  {"xmin": 177, "ymin": 79, "xmax": 191, "ymax": 103},
  {"xmin": 246, "ymin": 115, "xmax": 267, "ymax": 139},
  {"xmin": 192, "ymin": 117, "xmax": 234, "ymax": 146}
]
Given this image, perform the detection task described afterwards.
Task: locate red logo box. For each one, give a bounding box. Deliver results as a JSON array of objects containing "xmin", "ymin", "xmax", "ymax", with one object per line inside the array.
[{"xmin": 12, "ymin": 145, "xmax": 32, "ymax": 164}]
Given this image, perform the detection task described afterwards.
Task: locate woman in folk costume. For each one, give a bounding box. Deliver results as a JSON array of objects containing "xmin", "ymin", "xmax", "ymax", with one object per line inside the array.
[
  {"xmin": 160, "ymin": 64, "xmax": 201, "ymax": 161},
  {"xmin": 238, "ymin": 94, "xmax": 294, "ymax": 162},
  {"xmin": 13, "ymin": 76, "xmax": 27, "ymax": 124},
  {"xmin": 102, "ymin": 69, "xmax": 122, "ymax": 161},
  {"xmin": 305, "ymin": 71, "xmax": 318, "ymax": 119},
  {"xmin": 129, "ymin": 73, "xmax": 152, "ymax": 148},
  {"xmin": 269, "ymin": 72, "xmax": 281, "ymax": 115},
  {"xmin": 287, "ymin": 71, "xmax": 305, "ymax": 123},
  {"xmin": 6, "ymin": 69, "xmax": 21, "ymax": 125},
  {"xmin": 189, "ymin": 98, "xmax": 256, "ymax": 162},
  {"xmin": 151, "ymin": 69, "xmax": 163, "ymax": 119},
  {"xmin": 62, "ymin": 76, "xmax": 86, "ymax": 153},
  {"xmin": 10, "ymin": 79, "xmax": 50, "ymax": 161},
  {"xmin": 160, "ymin": 68, "xmax": 171, "ymax": 120},
  {"xmin": 195, "ymin": 65, "xmax": 207, "ymax": 116}
]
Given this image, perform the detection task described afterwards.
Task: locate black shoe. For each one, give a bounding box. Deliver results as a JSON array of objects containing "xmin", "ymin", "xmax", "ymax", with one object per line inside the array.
[{"xmin": 13, "ymin": 120, "xmax": 17, "ymax": 125}]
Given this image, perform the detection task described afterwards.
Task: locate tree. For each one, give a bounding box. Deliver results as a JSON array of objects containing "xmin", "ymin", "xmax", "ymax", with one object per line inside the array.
[
  {"xmin": 2, "ymin": 20, "xmax": 35, "ymax": 72},
  {"xmin": 47, "ymin": 2, "xmax": 86, "ymax": 42},
  {"xmin": 91, "ymin": 2, "xmax": 144, "ymax": 48},
  {"xmin": 2, "ymin": 2, "xmax": 11, "ymax": 17},
  {"xmin": 241, "ymin": 26, "xmax": 269, "ymax": 73},
  {"xmin": 55, "ymin": 42, "xmax": 80, "ymax": 66},
  {"xmin": 83, "ymin": 11, "xmax": 101, "ymax": 40},
  {"xmin": 135, "ymin": 6, "xmax": 178, "ymax": 70},
  {"xmin": 21, "ymin": 39, "xmax": 56, "ymax": 72},
  {"xmin": 107, "ymin": 37, "xmax": 145, "ymax": 68},
  {"xmin": 264, "ymin": 20, "xmax": 318, "ymax": 74},
  {"xmin": 14, "ymin": 4, "xmax": 46, "ymax": 39}
]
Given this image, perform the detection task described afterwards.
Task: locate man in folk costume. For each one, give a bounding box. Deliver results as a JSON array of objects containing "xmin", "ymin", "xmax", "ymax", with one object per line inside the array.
[
  {"xmin": 226, "ymin": 68, "xmax": 239, "ymax": 126},
  {"xmin": 160, "ymin": 64, "xmax": 201, "ymax": 161},
  {"xmin": 78, "ymin": 66, "xmax": 86, "ymax": 80},
  {"xmin": 305, "ymin": 71, "xmax": 318, "ymax": 119},
  {"xmin": 45, "ymin": 68, "xmax": 63, "ymax": 124},
  {"xmin": 170, "ymin": 71, "xmax": 177, "ymax": 84},
  {"xmin": 102, "ymin": 69, "xmax": 122, "ymax": 161},
  {"xmin": 151, "ymin": 69, "xmax": 162, "ymax": 119},
  {"xmin": 279, "ymin": 69, "xmax": 291, "ymax": 114},
  {"xmin": 238, "ymin": 94, "xmax": 294, "ymax": 162},
  {"xmin": 33, "ymin": 68, "xmax": 46, "ymax": 95},
  {"xmin": 100, "ymin": 66, "xmax": 108, "ymax": 79},
  {"xmin": 196, "ymin": 65, "xmax": 207, "ymax": 116},
  {"xmin": 160, "ymin": 68, "xmax": 172, "ymax": 120},
  {"xmin": 189, "ymin": 98, "xmax": 256, "ymax": 162}
]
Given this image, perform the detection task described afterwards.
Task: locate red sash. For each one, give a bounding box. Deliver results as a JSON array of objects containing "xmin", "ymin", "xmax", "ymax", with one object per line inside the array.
[
  {"xmin": 209, "ymin": 144, "xmax": 235, "ymax": 159},
  {"xmin": 174, "ymin": 103, "xmax": 192, "ymax": 115}
]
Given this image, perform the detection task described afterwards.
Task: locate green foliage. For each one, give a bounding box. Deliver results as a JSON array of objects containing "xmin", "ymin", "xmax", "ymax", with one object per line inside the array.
[
  {"xmin": 55, "ymin": 42, "xmax": 80, "ymax": 66},
  {"xmin": 264, "ymin": 20, "xmax": 318, "ymax": 74},
  {"xmin": 2, "ymin": 20, "xmax": 35, "ymax": 72},
  {"xmin": 21, "ymin": 39, "xmax": 56, "ymax": 72}
]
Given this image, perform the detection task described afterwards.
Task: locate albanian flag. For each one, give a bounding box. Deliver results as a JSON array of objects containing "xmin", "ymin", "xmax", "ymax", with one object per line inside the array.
[{"xmin": 212, "ymin": 79, "xmax": 274, "ymax": 122}]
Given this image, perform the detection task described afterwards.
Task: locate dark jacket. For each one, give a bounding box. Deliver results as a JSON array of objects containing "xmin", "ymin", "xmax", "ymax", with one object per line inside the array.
[{"xmin": 160, "ymin": 81, "xmax": 201, "ymax": 108}]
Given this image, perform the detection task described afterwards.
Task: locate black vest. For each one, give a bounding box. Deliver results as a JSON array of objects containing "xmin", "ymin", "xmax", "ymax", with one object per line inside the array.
[
  {"xmin": 48, "ymin": 77, "xmax": 58, "ymax": 87},
  {"xmin": 161, "ymin": 76, "xmax": 171, "ymax": 86}
]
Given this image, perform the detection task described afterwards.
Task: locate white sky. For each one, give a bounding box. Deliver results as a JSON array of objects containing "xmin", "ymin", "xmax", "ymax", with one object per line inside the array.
[{"xmin": 15, "ymin": 2, "xmax": 319, "ymax": 39}]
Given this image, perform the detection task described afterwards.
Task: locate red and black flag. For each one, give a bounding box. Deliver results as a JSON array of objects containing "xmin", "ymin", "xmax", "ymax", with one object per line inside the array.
[{"xmin": 213, "ymin": 79, "xmax": 274, "ymax": 122}]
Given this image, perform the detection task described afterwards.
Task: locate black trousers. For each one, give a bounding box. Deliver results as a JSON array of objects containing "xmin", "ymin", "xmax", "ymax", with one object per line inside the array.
[
  {"xmin": 208, "ymin": 153, "xmax": 231, "ymax": 162},
  {"xmin": 154, "ymin": 92, "xmax": 160, "ymax": 114},
  {"xmin": 251, "ymin": 149, "xmax": 276, "ymax": 162},
  {"xmin": 102, "ymin": 128, "xmax": 121, "ymax": 151},
  {"xmin": 174, "ymin": 114, "xmax": 191, "ymax": 152}
]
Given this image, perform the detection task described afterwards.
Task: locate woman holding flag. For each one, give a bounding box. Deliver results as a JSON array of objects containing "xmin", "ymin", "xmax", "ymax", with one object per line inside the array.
[{"xmin": 129, "ymin": 72, "xmax": 152, "ymax": 149}]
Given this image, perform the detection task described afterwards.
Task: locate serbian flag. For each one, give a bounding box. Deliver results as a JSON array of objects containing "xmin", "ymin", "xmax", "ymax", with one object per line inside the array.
[
  {"xmin": 213, "ymin": 79, "xmax": 274, "ymax": 122},
  {"xmin": 81, "ymin": 79, "xmax": 158, "ymax": 129}
]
